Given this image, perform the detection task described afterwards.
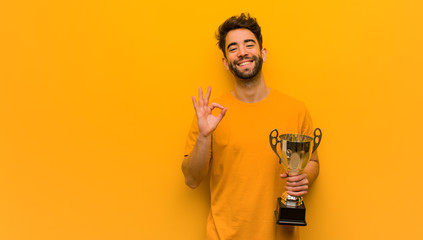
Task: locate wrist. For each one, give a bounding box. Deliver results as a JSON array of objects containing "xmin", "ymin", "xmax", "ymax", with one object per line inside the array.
[{"xmin": 197, "ymin": 133, "xmax": 211, "ymax": 142}]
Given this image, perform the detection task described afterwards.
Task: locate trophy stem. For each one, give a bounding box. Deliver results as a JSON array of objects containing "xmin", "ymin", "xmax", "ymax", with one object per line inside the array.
[{"xmin": 281, "ymin": 192, "xmax": 303, "ymax": 207}]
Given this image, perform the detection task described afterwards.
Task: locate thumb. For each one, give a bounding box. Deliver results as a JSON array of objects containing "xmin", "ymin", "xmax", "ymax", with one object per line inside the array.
[{"xmin": 280, "ymin": 172, "xmax": 288, "ymax": 178}]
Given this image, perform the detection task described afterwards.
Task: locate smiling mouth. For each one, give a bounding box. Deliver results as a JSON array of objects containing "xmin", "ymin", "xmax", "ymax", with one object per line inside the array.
[{"xmin": 237, "ymin": 60, "xmax": 254, "ymax": 67}]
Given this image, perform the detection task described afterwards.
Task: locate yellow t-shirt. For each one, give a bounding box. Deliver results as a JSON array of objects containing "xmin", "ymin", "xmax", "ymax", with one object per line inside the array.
[{"xmin": 184, "ymin": 89, "xmax": 314, "ymax": 240}]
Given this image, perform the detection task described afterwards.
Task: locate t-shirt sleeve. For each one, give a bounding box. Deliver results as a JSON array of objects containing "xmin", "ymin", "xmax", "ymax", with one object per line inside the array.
[
  {"xmin": 184, "ymin": 116, "xmax": 199, "ymax": 157},
  {"xmin": 301, "ymin": 105, "xmax": 314, "ymax": 137}
]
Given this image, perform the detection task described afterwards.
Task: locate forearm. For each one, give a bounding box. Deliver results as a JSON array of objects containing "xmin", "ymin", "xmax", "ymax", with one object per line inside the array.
[
  {"xmin": 181, "ymin": 134, "xmax": 212, "ymax": 189},
  {"xmin": 303, "ymin": 152, "xmax": 320, "ymax": 185}
]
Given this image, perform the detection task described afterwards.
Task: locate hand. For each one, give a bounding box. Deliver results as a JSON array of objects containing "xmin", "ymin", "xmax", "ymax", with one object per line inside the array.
[
  {"xmin": 280, "ymin": 173, "xmax": 309, "ymax": 197},
  {"xmin": 192, "ymin": 86, "xmax": 227, "ymax": 137}
]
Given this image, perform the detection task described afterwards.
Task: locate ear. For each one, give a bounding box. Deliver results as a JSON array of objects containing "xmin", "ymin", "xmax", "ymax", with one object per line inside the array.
[
  {"xmin": 222, "ymin": 57, "xmax": 230, "ymax": 70},
  {"xmin": 261, "ymin": 47, "xmax": 267, "ymax": 62}
]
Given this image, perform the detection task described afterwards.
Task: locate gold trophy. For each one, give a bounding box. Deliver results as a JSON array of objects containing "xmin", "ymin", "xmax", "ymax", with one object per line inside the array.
[{"xmin": 269, "ymin": 128, "xmax": 322, "ymax": 226}]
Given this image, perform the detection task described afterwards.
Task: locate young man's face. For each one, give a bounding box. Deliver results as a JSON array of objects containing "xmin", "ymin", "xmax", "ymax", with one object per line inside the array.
[{"xmin": 223, "ymin": 28, "xmax": 267, "ymax": 80}]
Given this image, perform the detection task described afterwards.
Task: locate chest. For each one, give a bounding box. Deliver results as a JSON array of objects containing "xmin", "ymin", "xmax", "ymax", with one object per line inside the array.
[{"xmin": 212, "ymin": 106, "xmax": 303, "ymax": 151}]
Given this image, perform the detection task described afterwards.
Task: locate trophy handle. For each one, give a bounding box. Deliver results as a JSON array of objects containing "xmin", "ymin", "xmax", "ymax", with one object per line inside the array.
[
  {"xmin": 269, "ymin": 129, "xmax": 282, "ymax": 164},
  {"xmin": 312, "ymin": 128, "xmax": 322, "ymax": 153}
]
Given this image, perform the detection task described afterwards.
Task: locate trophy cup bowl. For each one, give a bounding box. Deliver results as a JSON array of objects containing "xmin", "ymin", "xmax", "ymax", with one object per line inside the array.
[{"xmin": 269, "ymin": 128, "xmax": 322, "ymax": 226}]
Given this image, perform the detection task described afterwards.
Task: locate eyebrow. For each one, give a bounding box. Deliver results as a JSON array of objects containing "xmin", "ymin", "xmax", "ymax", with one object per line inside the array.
[
  {"xmin": 226, "ymin": 39, "xmax": 257, "ymax": 50},
  {"xmin": 244, "ymin": 39, "xmax": 256, "ymax": 44}
]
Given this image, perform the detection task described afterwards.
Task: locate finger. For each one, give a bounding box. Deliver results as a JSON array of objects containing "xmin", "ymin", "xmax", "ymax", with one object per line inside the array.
[
  {"xmin": 198, "ymin": 87, "xmax": 204, "ymax": 106},
  {"xmin": 209, "ymin": 102, "xmax": 225, "ymax": 110},
  {"xmin": 287, "ymin": 190, "xmax": 308, "ymax": 197},
  {"xmin": 286, "ymin": 178, "xmax": 309, "ymax": 187},
  {"xmin": 220, "ymin": 107, "xmax": 228, "ymax": 117},
  {"xmin": 280, "ymin": 173, "xmax": 288, "ymax": 178},
  {"xmin": 287, "ymin": 174, "xmax": 307, "ymax": 183},
  {"xmin": 286, "ymin": 175, "xmax": 308, "ymax": 183},
  {"xmin": 204, "ymin": 86, "xmax": 211, "ymax": 106},
  {"xmin": 191, "ymin": 96, "xmax": 198, "ymax": 111},
  {"xmin": 286, "ymin": 185, "xmax": 309, "ymax": 192},
  {"xmin": 215, "ymin": 107, "xmax": 228, "ymax": 122},
  {"xmin": 286, "ymin": 182, "xmax": 308, "ymax": 188}
]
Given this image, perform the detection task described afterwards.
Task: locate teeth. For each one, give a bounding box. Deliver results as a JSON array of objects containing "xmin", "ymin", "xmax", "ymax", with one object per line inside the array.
[{"xmin": 239, "ymin": 62, "xmax": 251, "ymax": 66}]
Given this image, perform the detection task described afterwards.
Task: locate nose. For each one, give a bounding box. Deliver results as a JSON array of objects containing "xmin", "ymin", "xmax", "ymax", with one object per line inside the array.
[{"xmin": 237, "ymin": 46, "xmax": 247, "ymax": 57}]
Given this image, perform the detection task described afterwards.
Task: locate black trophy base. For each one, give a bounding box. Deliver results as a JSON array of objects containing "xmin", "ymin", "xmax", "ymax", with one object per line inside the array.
[{"xmin": 275, "ymin": 197, "xmax": 307, "ymax": 226}]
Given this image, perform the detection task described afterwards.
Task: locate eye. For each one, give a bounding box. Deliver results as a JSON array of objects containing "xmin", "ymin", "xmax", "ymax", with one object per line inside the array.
[{"xmin": 229, "ymin": 47, "xmax": 237, "ymax": 52}]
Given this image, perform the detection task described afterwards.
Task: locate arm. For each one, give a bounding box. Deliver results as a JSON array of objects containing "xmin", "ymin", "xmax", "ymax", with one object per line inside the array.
[
  {"xmin": 280, "ymin": 151, "xmax": 320, "ymax": 197},
  {"xmin": 182, "ymin": 87, "xmax": 227, "ymax": 189}
]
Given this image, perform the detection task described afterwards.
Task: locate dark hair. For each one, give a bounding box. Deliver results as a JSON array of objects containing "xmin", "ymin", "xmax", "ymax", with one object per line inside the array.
[{"xmin": 216, "ymin": 13, "xmax": 263, "ymax": 58}]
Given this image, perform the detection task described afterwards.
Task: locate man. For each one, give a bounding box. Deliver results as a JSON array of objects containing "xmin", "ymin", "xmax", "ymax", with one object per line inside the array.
[{"xmin": 182, "ymin": 13, "xmax": 319, "ymax": 240}]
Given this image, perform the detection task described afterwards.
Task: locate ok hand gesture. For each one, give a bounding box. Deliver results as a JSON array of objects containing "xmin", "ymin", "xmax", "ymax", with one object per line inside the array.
[{"xmin": 192, "ymin": 87, "xmax": 227, "ymax": 138}]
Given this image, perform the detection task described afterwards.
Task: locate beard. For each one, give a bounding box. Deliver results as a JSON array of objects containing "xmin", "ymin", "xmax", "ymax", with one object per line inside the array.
[{"xmin": 228, "ymin": 54, "xmax": 263, "ymax": 81}]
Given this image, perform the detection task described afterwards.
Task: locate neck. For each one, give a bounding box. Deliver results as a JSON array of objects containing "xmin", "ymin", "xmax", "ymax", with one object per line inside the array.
[{"xmin": 232, "ymin": 72, "xmax": 270, "ymax": 103}]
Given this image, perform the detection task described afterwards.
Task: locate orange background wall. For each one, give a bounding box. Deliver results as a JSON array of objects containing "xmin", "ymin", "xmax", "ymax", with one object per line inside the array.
[{"xmin": 1, "ymin": 1, "xmax": 422, "ymax": 239}]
